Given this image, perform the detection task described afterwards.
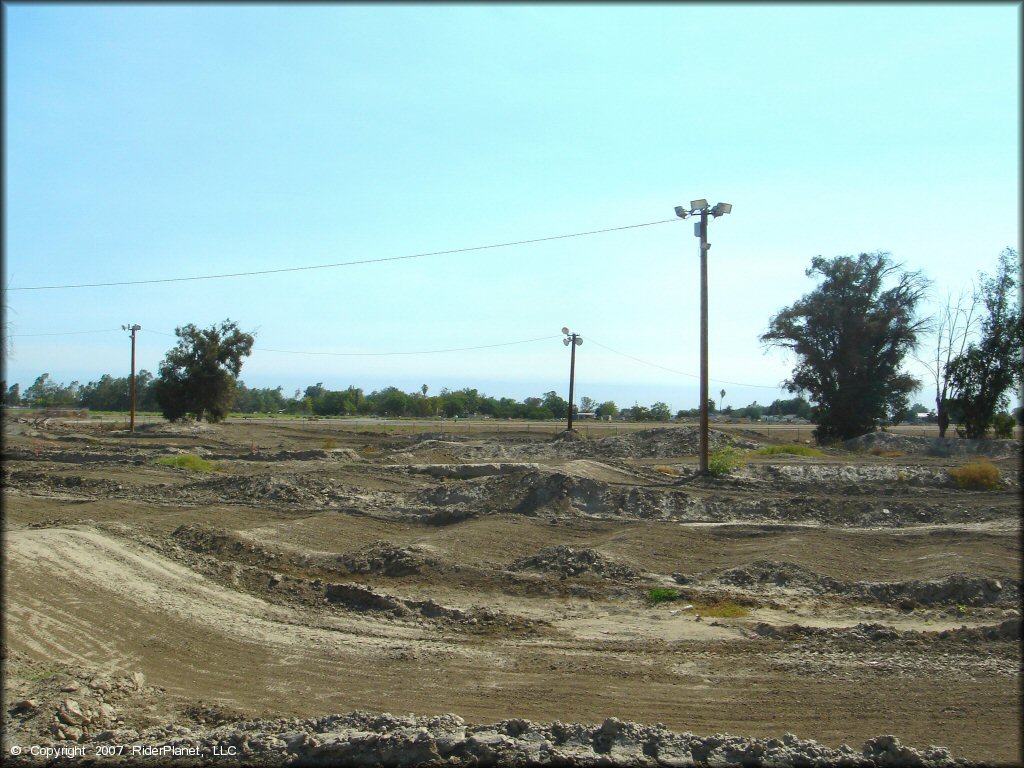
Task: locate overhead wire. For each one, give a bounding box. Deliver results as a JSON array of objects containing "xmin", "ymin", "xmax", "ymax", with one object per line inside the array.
[
  {"xmin": 142, "ymin": 328, "xmax": 560, "ymax": 356},
  {"xmin": 4, "ymin": 218, "xmax": 680, "ymax": 292},
  {"xmin": 587, "ymin": 336, "xmax": 785, "ymax": 390},
  {"xmin": 9, "ymin": 328, "xmax": 123, "ymax": 337},
  {"xmin": 5, "ymin": 327, "xmax": 785, "ymax": 390}
]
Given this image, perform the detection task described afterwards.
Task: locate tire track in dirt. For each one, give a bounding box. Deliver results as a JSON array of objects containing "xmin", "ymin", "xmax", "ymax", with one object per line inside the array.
[{"xmin": 4, "ymin": 527, "xmax": 495, "ymax": 672}]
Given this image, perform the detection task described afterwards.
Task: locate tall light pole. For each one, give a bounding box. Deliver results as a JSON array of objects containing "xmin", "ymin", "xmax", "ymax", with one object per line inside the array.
[
  {"xmin": 562, "ymin": 327, "xmax": 583, "ymax": 432},
  {"xmin": 674, "ymin": 200, "xmax": 732, "ymax": 474},
  {"xmin": 122, "ymin": 324, "xmax": 141, "ymax": 432}
]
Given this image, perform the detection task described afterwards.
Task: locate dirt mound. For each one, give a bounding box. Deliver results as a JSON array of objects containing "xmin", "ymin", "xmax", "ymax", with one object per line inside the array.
[
  {"xmin": 181, "ymin": 474, "xmax": 339, "ymax": 505},
  {"xmin": 753, "ymin": 618, "xmax": 1021, "ymax": 645},
  {"xmin": 3, "ymin": 469, "xmax": 126, "ymax": 494},
  {"xmin": 3, "ymin": 709, "xmax": 978, "ymax": 767},
  {"xmin": 404, "ymin": 468, "xmax": 1020, "ymax": 528},
  {"xmin": 135, "ymin": 421, "xmax": 218, "ymax": 436},
  {"xmin": 589, "ymin": 427, "xmax": 758, "ymax": 459},
  {"xmin": 340, "ymin": 540, "xmax": 436, "ymax": 576},
  {"xmin": 748, "ymin": 463, "xmax": 961, "ymax": 490},
  {"xmin": 172, "ymin": 524, "xmax": 284, "ymax": 564},
  {"xmin": 509, "ymin": 545, "xmax": 639, "ymax": 580},
  {"xmin": 710, "ymin": 560, "xmax": 1017, "ymax": 606},
  {"xmin": 211, "ymin": 447, "xmax": 362, "ymax": 462},
  {"xmin": 845, "ymin": 431, "xmax": 1021, "ymax": 458}
]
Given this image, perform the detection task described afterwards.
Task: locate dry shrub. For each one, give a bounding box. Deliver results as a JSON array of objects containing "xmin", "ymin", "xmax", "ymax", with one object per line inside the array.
[
  {"xmin": 691, "ymin": 596, "xmax": 750, "ymax": 618},
  {"xmin": 948, "ymin": 461, "xmax": 1001, "ymax": 490},
  {"xmin": 653, "ymin": 465, "xmax": 678, "ymax": 476}
]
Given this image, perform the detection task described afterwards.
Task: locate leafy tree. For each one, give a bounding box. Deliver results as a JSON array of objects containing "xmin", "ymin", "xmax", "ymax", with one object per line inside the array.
[
  {"xmin": 649, "ymin": 401, "xmax": 672, "ymax": 421},
  {"xmin": 5, "ymin": 382, "xmax": 21, "ymax": 406},
  {"xmin": 761, "ymin": 252, "xmax": 928, "ymax": 442},
  {"xmin": 595, "ymin": 400, "xmax": 618, "ymax": 418},
  {"xmin": 368, "ymin": 386, "xmax": 409, "ymax": 416},
  {"xmin": 947, "ymin": 249, "xmax": 1023, "ymax": 438},
  {"xmin": 579, "ymin": 396, "xmax": 598, "ymax": 414},
  {"xmin": 628, "ymin": 403, "xmax": 650, "ymax": 421},
  {"xmin": 23, "ymin": 373, "xmax": 80, "ymax": 408},
  {"xmin": 153, "ymin": 320, "xmax": 255, "ymax": 423},
  {"xmin": 541, "ymin": 391, "xmax": 569, "ymax": 420}
]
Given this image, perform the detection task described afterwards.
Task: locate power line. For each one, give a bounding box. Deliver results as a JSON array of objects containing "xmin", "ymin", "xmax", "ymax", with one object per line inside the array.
[
  {"xmin": 143, "ymin": 329, "xmax": 558, "ymax": 356},
  {"xmin": 4, "ymin": 218, "xmax": 680, "ymax": 292},
  {"xmin": 9, "ymin": 328, "xmax": 122, "ymax": 337},
  {"xmin": 254, "ymin": 334, "xmax": 560, "ymax": 357},
  {"xmin": 587, "ymin": 336, "xmax": 785, "ymax": 390}
]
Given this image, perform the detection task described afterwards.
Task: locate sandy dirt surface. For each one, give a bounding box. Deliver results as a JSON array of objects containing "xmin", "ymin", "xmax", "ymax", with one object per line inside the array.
[{"xmin": 2, "ymin": 415, "xmax": 1021, "ymax": 765}]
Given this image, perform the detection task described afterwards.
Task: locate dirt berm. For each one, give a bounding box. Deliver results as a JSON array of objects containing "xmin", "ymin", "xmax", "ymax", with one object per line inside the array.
[{"xmin": 3, "ymin": 711, "xmax": 982, "ymax": 767}]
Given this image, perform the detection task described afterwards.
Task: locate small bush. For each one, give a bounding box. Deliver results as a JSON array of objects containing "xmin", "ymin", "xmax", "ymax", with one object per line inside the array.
[
  {"xmin": 321, "ymin": 438, "xmax": 338, "ymax": 450},
  {"xmin": 647, "ymin": 587, "xmax": 679, "ymax": 604},
  {"xmin": 754, "ymin": 444, "xmax": 823, "ymax": 457},
  {"xmin": 948, "ymin": 461, "xmax": 1001, "ymax": 490},
  {"xmin": 653, "ymin": 465, "xmax": 679, "ymax": 476},
  {"xmin": 153, "ymin": 454, "xmax": 223, "ymax": 472},
  {"xmin": 707, "ymin": 446, "xmax": 744, "ymax": 476}
]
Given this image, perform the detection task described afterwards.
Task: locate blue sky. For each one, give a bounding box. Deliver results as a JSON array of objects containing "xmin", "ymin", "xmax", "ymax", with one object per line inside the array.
[{"xmin": 3, "ymin": 3, "xmax": 1020, "ymax": 412}]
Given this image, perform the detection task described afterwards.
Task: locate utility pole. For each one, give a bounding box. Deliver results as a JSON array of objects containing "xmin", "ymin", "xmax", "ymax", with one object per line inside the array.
[
  {"xmin": 562, "ymin": 327, "xmax": 583, "ymax": 432},
  {"xmin": 698, "ymin": 207, "xmax": 709, "ymax": 474},
  {"xmin": 674, "ymin": 200, "xmax": 732, "ymax": 475},
  {"xmin": 122, "ymin": 324, "xmax": 141, "ymax": 432}
]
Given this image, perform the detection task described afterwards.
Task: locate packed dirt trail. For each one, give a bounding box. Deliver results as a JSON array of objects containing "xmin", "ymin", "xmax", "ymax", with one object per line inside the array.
[{"xmin": 3, "ymin": 416, "xmax": 1021, "ymax": 765}]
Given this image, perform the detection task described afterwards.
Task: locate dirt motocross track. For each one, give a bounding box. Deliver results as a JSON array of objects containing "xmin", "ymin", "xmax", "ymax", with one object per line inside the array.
[{"xmin": 2, "ymin": 417, "xmax": 1021, "ymax": 766}]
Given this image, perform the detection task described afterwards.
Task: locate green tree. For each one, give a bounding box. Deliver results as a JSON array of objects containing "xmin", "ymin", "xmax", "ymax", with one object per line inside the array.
[
  {"xmin": 5, "ymin": 382, "xmax": 21, "ymax": 406},
  {"xmin": 947, "ymin": 249, "xmax": 1023, "ymax": 438},
  {"xmin": 649, "ymin": 401, "xmax": 672, "ymax": 421},
  {"xmin": 541, "ymin": 391, "xmax": 569, "ymax": 419},
  {"xmin": 628, "ymin": 403, "xmax": 650, "ymax": 421},
  {"xmin": 23, "ymin": 373, "xmax": 80, "ymax": 408},
  {"xmin": 761, "ymin": 252, "xmax": 928, "ymax": 442},
  {"xmin": 595, "ymin": 400, "xmax": 618, "ymax": 419},
  {"xmin": 79, "ymin": 374, "xmax": 129, "ymax": 411},
  {"xmin": 153, "ymin": 320, "xmax": 255, "ymax": 423}
]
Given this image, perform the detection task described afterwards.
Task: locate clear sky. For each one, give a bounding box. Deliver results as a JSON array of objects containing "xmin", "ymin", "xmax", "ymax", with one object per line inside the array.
[{"xmin": 3, "ymin": 3, "xmax": 1020, "ymax": 412}]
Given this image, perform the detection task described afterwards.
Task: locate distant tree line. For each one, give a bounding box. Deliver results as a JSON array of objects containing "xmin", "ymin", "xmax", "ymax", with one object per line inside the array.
[
  {"xmin": 0, "ymin": 370, "xmax": 817, "ymax": 425},
  {"xmin": 5, "ymin": 249, "xmax": 1019, "ymax": 440}
]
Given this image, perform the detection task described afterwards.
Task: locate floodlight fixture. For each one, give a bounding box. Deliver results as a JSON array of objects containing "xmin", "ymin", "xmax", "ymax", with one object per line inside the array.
[
  {"xmin": 563, "ymin": 337, "xmax": 571, "ymax": 346},
  {"xmin": 574, "ymin": 337, "xmax": 583, "ymax": 346},
  {"xmin": 674, "ymin": 205, "xmax": 690, "ymax": 219},
  {"xmin": 690, "ymin": 199, "xmax": 708, "ymax": 211},
  {"xmin": 711, "ymin": 202, "xmax": 733, "ymax": 218},
  {"xmin": 562, "ymin": 326, "xmax": 570, "ymax": 335}
]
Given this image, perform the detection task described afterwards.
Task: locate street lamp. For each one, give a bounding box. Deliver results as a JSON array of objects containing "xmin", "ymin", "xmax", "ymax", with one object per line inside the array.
[
  {"xmin": 562, "ymin": 327, "xmax": 583, "ymax": 432},
  {"xmin": 674, "ymin": 200, "xmax": 732, "ymax": 475}
]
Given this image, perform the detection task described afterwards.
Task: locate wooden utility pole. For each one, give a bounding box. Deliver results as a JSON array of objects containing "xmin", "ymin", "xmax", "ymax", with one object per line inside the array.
[
  {"xmin": 698, "ymin": 210, "xmax": 710, "ymax": 475},
  {"xmin": 562, "ymin": 328, "xmax": 583, "ymax": 432},
  {"xmin": 675, "ymin": 199, "xmax": 731, "ymax": 476},
  {"xmin": 123, "ymin": 324, "xmax": 141, "ymax": 431}
]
